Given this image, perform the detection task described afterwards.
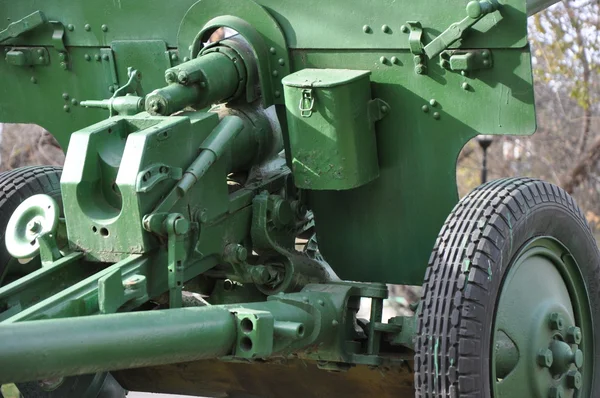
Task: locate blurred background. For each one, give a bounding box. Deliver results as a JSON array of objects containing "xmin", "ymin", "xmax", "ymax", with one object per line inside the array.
[{"xmin": 0, "ymin": 1, "xmax": 598, "ymax": 396}]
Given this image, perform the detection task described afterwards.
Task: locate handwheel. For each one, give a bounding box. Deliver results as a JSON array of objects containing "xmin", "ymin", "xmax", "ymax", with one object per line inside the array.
[
  {"xmin": 0, "ymin": 166, "xmax": 126, "ymax": 398},
  {"xmin": 415, "ymin": 178, "xmax": 600, "ymax": 397}
]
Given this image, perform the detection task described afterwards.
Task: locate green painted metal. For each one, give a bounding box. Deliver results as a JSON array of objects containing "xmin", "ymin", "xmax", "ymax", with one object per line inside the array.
[
  {"xmin": 0, "ymin": 0, "xmax": 567, "ymax": 395},
  {"xmin": 283, "ymin": 69, "xmax": 382, "ymax": 190},
  {"xmin": 492, "ymin": 237, "xmax": 592, "ymax": 397}
]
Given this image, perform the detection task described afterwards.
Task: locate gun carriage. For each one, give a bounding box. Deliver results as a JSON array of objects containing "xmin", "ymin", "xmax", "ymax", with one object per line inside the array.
[{"xmin": 1, "ymin": 0, "xmax": 595, "ymax": 397}]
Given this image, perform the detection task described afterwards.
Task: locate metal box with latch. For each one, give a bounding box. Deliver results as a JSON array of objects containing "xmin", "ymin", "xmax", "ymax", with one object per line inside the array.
[{"xmin": 282, "ymin": 69, "xmax": 380, "ymax": 191}]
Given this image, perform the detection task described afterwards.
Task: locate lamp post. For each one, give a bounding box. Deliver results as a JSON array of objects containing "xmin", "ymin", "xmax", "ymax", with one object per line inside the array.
[{"xmin": 477, "ymin": 135, "xmax": 494, "ymax": 184}]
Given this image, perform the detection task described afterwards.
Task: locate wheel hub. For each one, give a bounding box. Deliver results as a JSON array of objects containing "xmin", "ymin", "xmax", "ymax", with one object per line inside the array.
[{"xmin": 492, "ymin": 238, "xmax": 592, "ymax": 398}]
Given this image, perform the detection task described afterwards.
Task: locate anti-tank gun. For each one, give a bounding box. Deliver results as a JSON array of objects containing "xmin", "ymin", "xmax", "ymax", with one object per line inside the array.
[{"xmin": 1, "ymin": 0, "xmax": 595, "ymax": 397}]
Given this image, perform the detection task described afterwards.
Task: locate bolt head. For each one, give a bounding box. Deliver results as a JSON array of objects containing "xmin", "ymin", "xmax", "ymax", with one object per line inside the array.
[
  {"xmin": 537, "ymin": 348, "xmax": 554, "ymax": 368},
  {"xmin": 84, "ymin": 24, "xmax": 91, "ymax": 31},
  {"xmin": 381, "ymin": 24, "xmax": 390, "ymax": 33},
  {"xmin": 462, "ymin": 82, "xmax": 470, "ymax": 90},
  {"xmin": 235, "ymin": 245, "xmax": 248, "ymax": 262},
  {"xmin": 414, "ymin": 65, "xmax": 425, "ymax": 74},
  {"xmin": 400, "ymin": 25, "xmax": 409, "ymax": 33},
  {"xmin": 566, "ymin": 326, "xmax": 582, "ymax": 344},
  {"xmin": 390, "ymin": 56, "xmax": 398, "ymax": 64},
  {"xmin": 101, "ymin": 24, "xmax": 108, "ymax": 32},
  {"xmin": 362, "ymin": 25, "xmax": 371, "ymax": 33},
  {"xmin": 433, "ymin": 112, "xmax": 441, "ymax": 120},
  {"xmin": 549, "ymin": 312, "xmax": 565, "ymax": 331},
  {"xmin": 566, "ymin": 370, "xmax": 582, "ymax": 389}
]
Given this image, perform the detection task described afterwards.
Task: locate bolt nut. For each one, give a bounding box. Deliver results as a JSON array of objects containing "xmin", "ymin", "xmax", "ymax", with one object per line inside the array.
[
  {"xmin": 566, "ymin": 326, "xmax": 582, "ymax": 344},
  {"xmin": 414, "ymin": 65, "xmax": 425, "ymax": 75},
  {"xmin": 549, "ymin": 312, "xmax": 565, "ymax": 331},
  {"xmin": 566, "ymin": 370, "xmax": 582, "ymax": 390},
  {"xmin": 177, "ymin": 71, "xmax": 189, "ymax": 84},
  {"xmin": 537, "ymin": 348, "xmax": 553, "ymax": 368},
  {"xmin": 548, "ymin": 386, "xmax": 564, "ymax": 398}
]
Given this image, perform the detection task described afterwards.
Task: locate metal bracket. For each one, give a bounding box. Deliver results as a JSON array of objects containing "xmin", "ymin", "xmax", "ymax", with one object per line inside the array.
[
  {"xmin": 423, "ymin": 0, "xmax": 501, "ymax": 60},
  {"xmin": 98, "ymin": 269, "xmax": 149, "ymax": 314},
  {"xmin": 5, "ymin": 47, "xmax": 49, "ymax": 67},
  {"xmin": 100, "ymin": 48, "xmax": 119, "ymax": 94},
  {"xmin": 166, "ymin": 213, "xmax": 189, "ymax": 308},
  {"xmin": 406, "ymin": 22, "xmax": 426, "ymax": 75},
  {"xmin": 136, "ymin": 163, "xmax": 183, "ymax": 193},
  {"xmin": 368, "ymin": 98, "xmax": 391, "ymax": 122},
  {"xmin": 440, "ymin": 49, "xmax": 493, "ymax": 72}
]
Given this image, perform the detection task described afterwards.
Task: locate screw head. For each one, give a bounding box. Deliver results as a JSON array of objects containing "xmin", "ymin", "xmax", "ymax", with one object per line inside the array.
[
  {"xmin": 462, "ymin": 82, "xmax": 470, "ymax": 90},
  {"xmin": 62, "ymin": 93, "xmax": 69, "ymax": 100},
  {"xmin": 380, "ymin": 56, "xmax": 388, "ymax": 64},
  {"xmin": 67, "ymin": 24, "xmax": 74, "ymax": 31},
  {"xmin": 101, "ymin": 24, "xmax": 108, "ymax": 32},
  {"xmin": 102, "ymin": 54, "xmax": 109, "ymax": 61},
  {"xmin": 401, "ymin": 25, "xmax": 409, "ymax": 33},
  {"xmin": 433, "ymin": 112, "xmax": 441, "ymax": 120},
  {"xmin": 549, "ymin": 313, "xmax": 565, "ymax": 331},
  {"xmin": 566, "ymin": 326, "xmax": 582, "ymax": 344},
  {"xmin": 566, "ymin": 370, "xmax": 582, "ymax": 389},
  {"xmin": 278, "ymin": 58, "xmax": 285, "ymax": 66},
  {"xmin": 429, "ymin": 99, "xmax": 438, "ymax": 107},
  {"xmin": 381, "ymin": 105, "xmax": 388, "ymax": 113},
  {"xmin": 381, "ymin": 24, "xmax": 391, "ymax": 33},
  {"xmin": 63, "ymin": 105, "xmax": 70, "ymax": 112},
  {"xmin": 414, "ymin": 65, "xmax": 425, "ymax": 74},
  {"xmin": 84, "ymin": 24, "xmax": 91, "ymax": 31},
  {"xmin": 422, "ymin": 105, "xmax": 429, "ymax": 113},
  {"xmin": 537, "ymin": 348, "xmax": 554, "ymax": 368},
  {"xmin": 60, "ymin": 62, "xmax": 68, "ymax": 70},
  {"xmin": 390, "ymin": 56, "xmax": 398, "ymax": 64},
  {"xmin": 269, "ymin": 47, "xmax": 276, "ymax": 54},
  {"xmin": 30, "ymin": 76, "xmax": 37, "ymax": 84},
  {"xmin": 362, "ymin": 25, "xmax": 371, "ymax": 33},
  {"xmin": 94, "ymin": 54, "xmax": 101, "ymax": 61},
  {"xmin": 84, "ymin": 54, "xmax": 91, "ymax": 61}
]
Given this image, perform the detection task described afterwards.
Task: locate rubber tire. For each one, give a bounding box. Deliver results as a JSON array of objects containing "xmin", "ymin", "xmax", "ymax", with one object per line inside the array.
[
  {"xmin": 0, "ymin": 166, "xmax": 62, "ymax": 284},
  {"xmin": 414, "ymin": 178, "xmax": 600, "ymax": 397}
]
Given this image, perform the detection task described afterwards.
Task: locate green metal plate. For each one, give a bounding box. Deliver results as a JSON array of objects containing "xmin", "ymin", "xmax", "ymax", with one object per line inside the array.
[{"xmin": 1, "ymin": 0, "xmax": 528, "ymax": 50}]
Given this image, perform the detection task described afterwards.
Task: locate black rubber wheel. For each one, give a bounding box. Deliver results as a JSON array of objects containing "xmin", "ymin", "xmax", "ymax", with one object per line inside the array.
[
  {"xmin": 414, "ymin": 178, "xmax": 600, "ymax": 397},
  {"xmin": 0, "ymin": 166, "xmax": 62, "ymax": 285}
]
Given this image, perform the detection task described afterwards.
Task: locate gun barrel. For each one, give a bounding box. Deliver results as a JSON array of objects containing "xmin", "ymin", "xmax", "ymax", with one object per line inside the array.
[
  {"xmin": 0, "ymin": 307, "xmax": 237, "ymax": 384},
  {"xmin": 527, "ymin": 0, "xmax": 561, "ymax": 16}
]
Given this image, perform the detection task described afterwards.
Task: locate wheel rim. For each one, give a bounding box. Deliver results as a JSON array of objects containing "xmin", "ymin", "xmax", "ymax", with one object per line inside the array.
[{"xmin": 492, "ymin": 237, "xmax": 593, "ymax": 397}]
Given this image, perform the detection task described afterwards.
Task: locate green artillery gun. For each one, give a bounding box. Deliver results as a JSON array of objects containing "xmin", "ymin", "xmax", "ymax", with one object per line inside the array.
[{"xmin": 0, "ymin": 0, "xmax": 593, "ymax": 397}]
